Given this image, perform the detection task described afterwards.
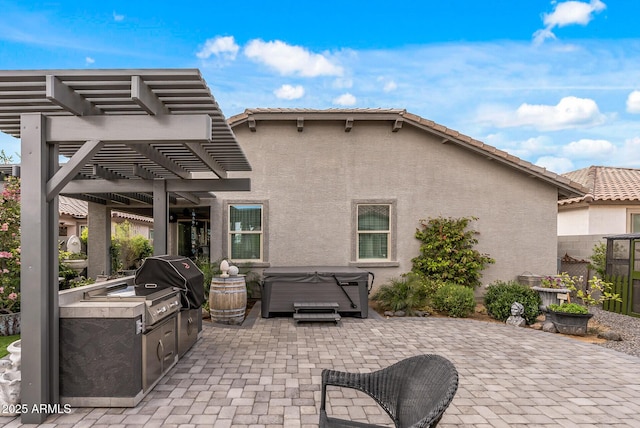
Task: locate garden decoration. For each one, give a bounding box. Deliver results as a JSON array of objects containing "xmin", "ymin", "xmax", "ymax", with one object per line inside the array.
[
  {"xmin": 546, "ymin": 274, "xmax": 622, "ymax": 336},
  {"xmin": 0, "ymin": 339, "xmax": 21, "ymax": 415},
  {"xmin": 506, "ymin": 302, "xmax": 527, "ymax": 327},
  {"xmin": 532, "ymin": 273, "xmax": 572, "ymax": 312}
]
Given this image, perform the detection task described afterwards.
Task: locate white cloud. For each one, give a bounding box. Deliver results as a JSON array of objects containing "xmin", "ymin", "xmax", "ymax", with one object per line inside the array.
[
  {"xmin": 332, "ymin": 77, "xmax": 353, "ymax": 89},
  {"xmin": 197, "ymin": 36, "xmax": 239, "ymax": 60},
  {"xmin": 274, "ymin": 84, "xmax": 305, "ymax": 100},
  {"xmin": 244, "ymin": 39, "xmax": 343, "ymax": 77},
  {"xmin": 85, "ymin": 56, "xmax": 95, "ymax": 65},
  {"xmin": 533, "ymin": 0, "xmax": 606, "ymax": 44},
  {"xmin": 113, "ymin": 11, "xmax": 124, "ymax": 22},
  {"xmin": 535, "ymin": 156, "xmax": 575, "ymax": 174},
  {"xmin": 614, "ymin": 137, "xmax": 640, "ymax": 167},
  {"xmin": 561, "ymin": 138, "xmax": 615, "ymax": 158},
  {"xmin": 383, "ymin": 80, "xmax": 397, "ymax": 92},
  {"xmin": 333, "ymin": 93, "xmax": 356, "ymax": 106},
  {"xmin": 481, "ymin": 96, "xmax": 606, "ymax": 131},
  {"xmin": 626, "ymin": 91, "xmax": 640, "ymax": 113}
]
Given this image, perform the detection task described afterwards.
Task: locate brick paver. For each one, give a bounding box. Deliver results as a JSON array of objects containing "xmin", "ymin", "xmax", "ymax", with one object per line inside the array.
[{"xmin": 3, "ymin": 308, "xmax": 640, "ymax": 427}]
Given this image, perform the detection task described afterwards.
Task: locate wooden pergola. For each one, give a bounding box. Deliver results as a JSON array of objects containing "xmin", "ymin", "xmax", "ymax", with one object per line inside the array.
[{"xmin": 0, "ymin": 69, "xmax": 251, "ymax": 423}]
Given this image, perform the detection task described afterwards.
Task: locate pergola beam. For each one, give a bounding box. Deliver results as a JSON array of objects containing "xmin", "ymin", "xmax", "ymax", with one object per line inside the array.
[
  {"xmin": 46, "ymin": 140, "xmax": 104, "ymax": 201},
  {"xmin": 61, "ymin": 178, "xmax": 251, "ymax": 193},
  {"xmin": 184, "ymin": 142, "xmax": 227, "ymax": 179},
  {"xmin": 45, "ymin": 75, "xmax": 101, "ymax": 116},
  {"xmin": 131, "ymin": 75, "xmax": 167, "ymax": 116},
  {"xmin": 127, "ymin": 143, "xmax": 190, "ymax": 179},
  {"xmin": 174, "ymin": 191, "xmax": 200, "ymax": 205},
  {"xmin": 45, "ymin": 114, "xmax": 212, "ymax": 142}
]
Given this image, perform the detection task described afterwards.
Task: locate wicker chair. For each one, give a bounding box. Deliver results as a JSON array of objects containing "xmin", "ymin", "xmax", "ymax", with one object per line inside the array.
[{"xmin": 319, "ymin": 354, "xmax": 459, "ymax": 428}]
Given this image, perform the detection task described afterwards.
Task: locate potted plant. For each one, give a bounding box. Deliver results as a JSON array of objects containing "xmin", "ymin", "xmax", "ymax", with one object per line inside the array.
[
  {"xmin": 0, "ymin": 176, "xmax": 21, "ymax": 336},
  {"xmin": 60, "ymin": 249, "xmax": 88, "ymax": 275},
  {"xmin": 547, "ymin": 275, "xmax": 622, "ymax": 336},
  {"xmin": 532, "ymin": 273, "xmax": 573, "ymax": 311}
]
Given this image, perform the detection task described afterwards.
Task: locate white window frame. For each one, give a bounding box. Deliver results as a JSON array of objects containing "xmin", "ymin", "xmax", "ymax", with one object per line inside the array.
[
  {"xmin": 628, "ymin": 208, "xmax": 640, "ymax": 233},
  {"xmin": 226, "ymin": 202, "xmax": 266, "ymax": 263},
  {"xmin": 351, "ymin": 200, "xmax": 397, "ymax": 267}
]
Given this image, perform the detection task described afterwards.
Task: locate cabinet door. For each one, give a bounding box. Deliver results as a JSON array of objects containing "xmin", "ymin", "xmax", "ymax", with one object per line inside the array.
[
  {"xmin": 143, "ymin": 316, "xmax": 177, "ymax": 391},
  {"xmin": 160, "ymin": 317, "xmax": 177, "ymax": 371}
]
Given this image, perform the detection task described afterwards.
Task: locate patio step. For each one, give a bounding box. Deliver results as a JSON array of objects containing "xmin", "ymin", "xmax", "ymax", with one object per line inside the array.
[{"xmin": 293, "ymin": 302, "xmax": 341, "ymax": 324}]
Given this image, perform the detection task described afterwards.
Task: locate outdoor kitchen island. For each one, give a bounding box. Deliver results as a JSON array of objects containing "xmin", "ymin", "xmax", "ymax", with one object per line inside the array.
[{"xmin": 58, "ymin": 275, "xmax": 202, "ymax": 407}]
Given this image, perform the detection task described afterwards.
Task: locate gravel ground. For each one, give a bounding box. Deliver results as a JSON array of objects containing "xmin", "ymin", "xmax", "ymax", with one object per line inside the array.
[{"xmin": 591, "ymin": 306, "xmax": 640, "ymax": 357}]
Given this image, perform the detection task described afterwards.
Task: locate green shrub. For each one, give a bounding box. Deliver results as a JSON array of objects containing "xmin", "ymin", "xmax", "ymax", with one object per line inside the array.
[
  {"xmin": 549, "ymin": 302, "xmax": 589, "ymax": 314},
  {"xmin": 484, "ymin": 281, "xmax": 541, "ymax": 324},
  {"xmin": 372, "ymin": 274, "xmax": 429, "ymax": 315},
  {"xmin": 431, "ymin": 283, "xmax": 475, "ymax": 318},
  {"xmin": 411, "ymin": 216, "xmax": 495, "ymax": 288},
  {"xmin": 589, "ymin": 242, "xmax": 607, "ymax": 278}
]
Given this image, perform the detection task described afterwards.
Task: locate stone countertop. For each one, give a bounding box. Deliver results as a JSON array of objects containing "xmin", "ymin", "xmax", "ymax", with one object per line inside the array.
[{"xmin": 59, "ymin": 300, "xmax": 145, "ymax": 319}]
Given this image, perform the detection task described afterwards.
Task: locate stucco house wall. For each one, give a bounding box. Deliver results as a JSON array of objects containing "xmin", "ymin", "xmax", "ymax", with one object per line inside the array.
[
  {"xmin": 558, "ymin": 166, "xmax": 640, "ymax": 262},
  {"xmin": 210, "ymin": 110, "xmax": 583, "ymax": 292}
]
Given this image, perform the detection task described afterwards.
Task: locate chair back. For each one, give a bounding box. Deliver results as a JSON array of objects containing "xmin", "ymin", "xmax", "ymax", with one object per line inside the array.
[{"xmin": 394, "ymin": 355, "xmax": 459, "ymax": 428}]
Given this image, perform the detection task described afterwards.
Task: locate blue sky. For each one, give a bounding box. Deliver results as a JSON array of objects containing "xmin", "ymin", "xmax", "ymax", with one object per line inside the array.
[{"xmin": 1, "ymin": 0, "xmax": 640, "ymax": 174}]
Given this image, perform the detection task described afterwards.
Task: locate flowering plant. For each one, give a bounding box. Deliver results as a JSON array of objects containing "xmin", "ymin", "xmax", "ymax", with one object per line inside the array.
[
  {"xmin": 543, "ymin": 272, "xmax": 622, "ymax": 312},
  {"xmin": 0, "ymin": 176, "xmax": 20, "ymax": 314},
  {"xmin": 540, "ymin": 272, "xmax": 578, "ymax": 289}
]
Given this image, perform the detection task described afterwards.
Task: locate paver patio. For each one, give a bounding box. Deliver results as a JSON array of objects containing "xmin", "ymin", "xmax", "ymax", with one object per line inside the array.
[{"xmin": 3, "ymin": 306, "xmax": 640, "ymax": 427}]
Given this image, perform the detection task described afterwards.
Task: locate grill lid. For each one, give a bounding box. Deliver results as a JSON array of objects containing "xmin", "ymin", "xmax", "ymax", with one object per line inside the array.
[{"xmin": 135, "ymin": 255, "xmax": 205, "ymax": 309}]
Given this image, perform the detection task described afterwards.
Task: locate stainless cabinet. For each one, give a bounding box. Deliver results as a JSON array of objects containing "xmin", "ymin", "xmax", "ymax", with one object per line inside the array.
[{"xmin": 143, "ymin": 315, "xmax": 178, "ymax": 392}]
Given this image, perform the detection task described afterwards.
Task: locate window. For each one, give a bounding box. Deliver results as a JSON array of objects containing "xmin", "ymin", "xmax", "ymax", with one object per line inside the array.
[
  {"xmin": 632, "ymin": 213, "xmax": 640, "ymax": 233},
  {"xmin": 228, "ymin": 204, "xmax": 263, "ymax": 261},
  {"xmin": 628, "ymin": 210, "xmax": 640, "ymax": 233},
  {"xmin": 357, "ymin": 204, "xmax": 391, "ymax": 260}
]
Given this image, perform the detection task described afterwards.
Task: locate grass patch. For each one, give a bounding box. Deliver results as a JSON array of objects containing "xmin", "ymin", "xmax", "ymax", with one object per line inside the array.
[{"xmin": 0, "ymin": 335, "xmax": 19, "ymax": 358}]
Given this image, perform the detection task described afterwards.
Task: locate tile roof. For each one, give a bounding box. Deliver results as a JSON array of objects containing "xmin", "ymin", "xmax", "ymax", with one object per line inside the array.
[
  {"xmin": 59, "ymin": 195, "xmax": 88, "ymax": 218},
  {"xmin": 228, "ymin": 108, "xmax": 588, "ymax": 199},
  {"xmin": 59, "ymin": 195, "xmax": 152, "ymax": 223},
  {"xmin": 559, "ymin": 166, "xmax": 640, "ymax": 205}
]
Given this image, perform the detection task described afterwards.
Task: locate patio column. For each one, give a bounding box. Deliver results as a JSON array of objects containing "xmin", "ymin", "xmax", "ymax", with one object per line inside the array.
[
  {"xmin": 153, "ymin": 179, "xmax": 168, "ymax": 255},
  {"xmin": 20, "ymin": 113, "xmax": 60, "ymax": 423},
  {"xmin": 87, "ymin": 202, "xmax": 111, "ymax": 277}
]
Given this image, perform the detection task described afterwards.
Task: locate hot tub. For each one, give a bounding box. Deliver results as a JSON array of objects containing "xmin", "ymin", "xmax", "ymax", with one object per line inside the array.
[{"xmin": 261, "ymin": 266, "xmax": 373, "ymax": 318}]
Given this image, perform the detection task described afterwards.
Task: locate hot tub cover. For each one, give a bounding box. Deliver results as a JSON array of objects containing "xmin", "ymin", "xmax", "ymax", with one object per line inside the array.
[{"xmin": 135, "ymin": 255, "xmax": 205, "ymax": 308}]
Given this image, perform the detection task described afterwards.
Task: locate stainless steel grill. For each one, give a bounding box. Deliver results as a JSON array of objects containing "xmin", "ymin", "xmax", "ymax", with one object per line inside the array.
[{"xmin": 84, "ymin": 283, "xmax": 181, "ymax": 328}]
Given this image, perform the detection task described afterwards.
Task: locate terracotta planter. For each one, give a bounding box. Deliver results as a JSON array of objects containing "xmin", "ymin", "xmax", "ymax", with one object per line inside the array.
[
  {"xmin": 532, "ymin": 286, "xmax": 571, "ymax": 312},
  {"xmin": 548, "ymin": 310, "xmax": 593, "ymax": 336},
  {"xmin": 0, "ymin": 312, "xmax": 20, "ymax": 336}
]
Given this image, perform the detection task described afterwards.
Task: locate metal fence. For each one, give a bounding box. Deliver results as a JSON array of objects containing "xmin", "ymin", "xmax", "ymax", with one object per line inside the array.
[{"xmin": 559, "ymin": 253, "xmax": 592, "ymax": 294}]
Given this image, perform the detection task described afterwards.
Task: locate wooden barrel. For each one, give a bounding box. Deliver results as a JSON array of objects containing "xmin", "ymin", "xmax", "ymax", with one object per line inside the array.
[{"xmin": 209, "ymin": 276, "xmax": 247, "ymax": 325}]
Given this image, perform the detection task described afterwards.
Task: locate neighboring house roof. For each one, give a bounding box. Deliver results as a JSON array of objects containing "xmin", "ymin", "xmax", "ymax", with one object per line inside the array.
[
  {"xmin": 58, "ymin": 195, "xmax": 153, "ymax": 223},
  {"xmin": 111, "ymin": 211, "xmax": 154, "ymax": 224},
  {"xmin": 59, "ymin": 195, "xmax": 88, "ymax": 218},
  {"xmin": 559, "ymin": 166, "xmax": 640, "ymax": 206},
  {"xmin": 228, "ymin": 108, "xmax": 588, "ymax": 199}
]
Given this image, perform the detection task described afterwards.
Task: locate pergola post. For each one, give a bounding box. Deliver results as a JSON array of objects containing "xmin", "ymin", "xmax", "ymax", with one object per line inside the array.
[
  {"xmin": 153, "ymin": 179, "xmax": 168, "ymax": 255},
  {"xmin": 87, "ymin": 202, "xmax": 111, "ymax": 277},
  {"xmin": 20, "ymin": 113, "xmax": 60, "ymax": 423}
]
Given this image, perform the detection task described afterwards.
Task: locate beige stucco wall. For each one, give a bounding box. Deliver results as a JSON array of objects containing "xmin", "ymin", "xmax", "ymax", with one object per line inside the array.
[
  {"xmin": 558, "ymin": 205, "xmax": 632, "ymax": 236},
  {"xmin": 212, "ymin": 119, "xmax": 560, "ymax": 292}
]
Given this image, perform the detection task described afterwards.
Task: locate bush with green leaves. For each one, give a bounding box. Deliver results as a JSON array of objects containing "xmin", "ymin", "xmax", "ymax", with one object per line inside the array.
[
  {"xmin": 411, "ymin": 216, "xmax": 495, "ymax": 288},
  {"xmin": 110, "ymin": 221, "xmax": 153, "ymax": 272},
  {"xmin": 484, "ymin": 281, "xmax": 541, "ymax": 324},
  {"xmin": 548, "ymin": 302, "xmax": 588, "ymax": 314},
  {"xmin": 372, "ymin": 273, "xmax": 429, "ymax": 315},
  {"xmin": 589, "ymin": 242, "xmax": 606, "ymax": 278},
  {"xmin": 431, "ymin": 283, "xmax": 475, "ymax": 318}
]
